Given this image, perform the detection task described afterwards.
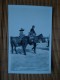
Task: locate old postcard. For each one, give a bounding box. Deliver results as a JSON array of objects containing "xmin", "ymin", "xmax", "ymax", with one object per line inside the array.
[{"xmin": 8, "ymin": 5, "xmax": 52, "ymax": 74}]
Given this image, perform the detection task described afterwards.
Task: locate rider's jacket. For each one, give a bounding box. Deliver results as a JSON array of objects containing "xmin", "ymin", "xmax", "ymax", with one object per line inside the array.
[
  {"xmin": 19, "ymin": 34, "xmax": 25, "ymax": 41},
  {"xmin": 28, "ymin": 30, "xmax": 36, "ymax": 40}
]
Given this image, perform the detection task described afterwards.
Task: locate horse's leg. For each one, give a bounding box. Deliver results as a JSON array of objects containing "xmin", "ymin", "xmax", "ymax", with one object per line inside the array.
[
  {"xmin": 12, "ymin": 45, "xmax": 13, "ymax": 53},
  {"xmin": 22, "ymin": 43, "xmax": 27, "ymax": 55},
  {"xmin": 33, "ymin": 42, "xmax": 36, "ymax": 53},
  {"xmin": 47, "ymin": 39, "xmax": 49, "ymax": 47},
  {"xmin": 32, "ymin": 46, "xmax": 34, "ymax": 50},
  {"xmin": 11, "ymin": 45, "xmax": 13, "ymax": 53},
  {"xmin": 22, "ymin": 45, "xmax": 26, "ymax": 55},
  {"xmin": 14, "ymin": 42, "xmax": 17, "ymax": 54},
  {"xmin": 14, "ymin": 46, "xmax": 17, "ymax": 54}
]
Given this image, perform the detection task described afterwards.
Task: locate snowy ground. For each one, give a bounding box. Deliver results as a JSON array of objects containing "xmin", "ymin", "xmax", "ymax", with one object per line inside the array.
[{"xmin": 8, "ymin": 42, "xmax": 50, "ymax": 73}]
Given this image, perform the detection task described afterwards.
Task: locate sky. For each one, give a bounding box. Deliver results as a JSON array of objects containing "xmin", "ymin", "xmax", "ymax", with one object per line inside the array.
[{"xmin": 8, "ymin": 5, "xmax": 52, "ymax": 37}]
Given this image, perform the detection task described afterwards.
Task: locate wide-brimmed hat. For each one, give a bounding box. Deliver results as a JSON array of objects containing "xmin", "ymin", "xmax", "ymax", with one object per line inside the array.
[{"xmin": 19, "ymin": 28, "xmax": 24, "ymax": 31}]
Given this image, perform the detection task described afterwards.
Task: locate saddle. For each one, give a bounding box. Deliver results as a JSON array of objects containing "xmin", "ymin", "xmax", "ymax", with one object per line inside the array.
[{"xmin": 29, "ymin": 36, "xmax": 35, "ymax": 43}]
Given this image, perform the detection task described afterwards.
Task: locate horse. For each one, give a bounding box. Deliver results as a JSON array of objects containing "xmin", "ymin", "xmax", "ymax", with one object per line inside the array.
[{"xmin": 10, "ymin": 34, "xmax": 44, "ymax": 55}]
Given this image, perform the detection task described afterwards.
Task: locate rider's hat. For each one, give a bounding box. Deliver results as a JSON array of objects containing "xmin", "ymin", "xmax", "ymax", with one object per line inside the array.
[
  {"xmin": 19, "ymin": 28, "xmax": 24, "ymax": 31},
  {"xmin": 32, "ymin": 25, "xmax": 35, "ymax": 28}
]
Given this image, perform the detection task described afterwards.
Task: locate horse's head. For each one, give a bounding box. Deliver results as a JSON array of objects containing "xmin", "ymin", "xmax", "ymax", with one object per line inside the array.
[
  {"xmin": 38, "ymin": 34, "xmax": 43, "ymax": 39},
  {"xmin": 38, "ymin": 34, "xmax": 47, "ymax": 43}
]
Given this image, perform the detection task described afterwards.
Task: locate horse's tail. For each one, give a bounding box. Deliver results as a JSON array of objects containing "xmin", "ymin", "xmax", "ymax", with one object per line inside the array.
[
  {"xmin": 10, "ymin": 37, "xmax": 13, "ymax": 45},
  {"xmin": 10, "ymin": 37, "xmax": 14, "ymax": 53}
]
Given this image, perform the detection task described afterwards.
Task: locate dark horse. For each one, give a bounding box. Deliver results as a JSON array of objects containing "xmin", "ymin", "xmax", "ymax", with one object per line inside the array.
[{"xmin": 10, "ymin": 34, "xmax": 44, "ymax": 55}]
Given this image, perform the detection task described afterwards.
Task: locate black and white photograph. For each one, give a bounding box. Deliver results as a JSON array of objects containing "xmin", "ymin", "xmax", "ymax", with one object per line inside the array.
[{"xmin": 8, "ymin": 5, "xmax": 52, "ymax": 74}]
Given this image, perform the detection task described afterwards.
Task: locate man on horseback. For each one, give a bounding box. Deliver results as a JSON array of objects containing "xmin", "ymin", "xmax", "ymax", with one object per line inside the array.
[
  {"xmin": 28, "ymin": 25, "xmax": 36, "ymax": 51},
  {"xmin": 19, "ymin": 28, "xmax": 25, "ymax": 43},
  {"xmin": 28, "ymin": 25, "xmax": 36, "ymax": 41}
]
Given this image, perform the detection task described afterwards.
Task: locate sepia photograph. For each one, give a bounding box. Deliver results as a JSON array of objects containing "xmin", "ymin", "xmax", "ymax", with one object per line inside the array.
[{"xmin": 8, "ymin": 5, "xmax": 52, "ymax": 74}]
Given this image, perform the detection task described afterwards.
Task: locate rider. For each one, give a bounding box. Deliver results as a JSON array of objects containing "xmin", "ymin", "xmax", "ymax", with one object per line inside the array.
[
  {"xmin": 28, "ymin": 25, "xmax": 36, "ymax": 40},
  {"xmin": 19, "ymin": 28, "xmax": 25, "ymax": 42}
]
